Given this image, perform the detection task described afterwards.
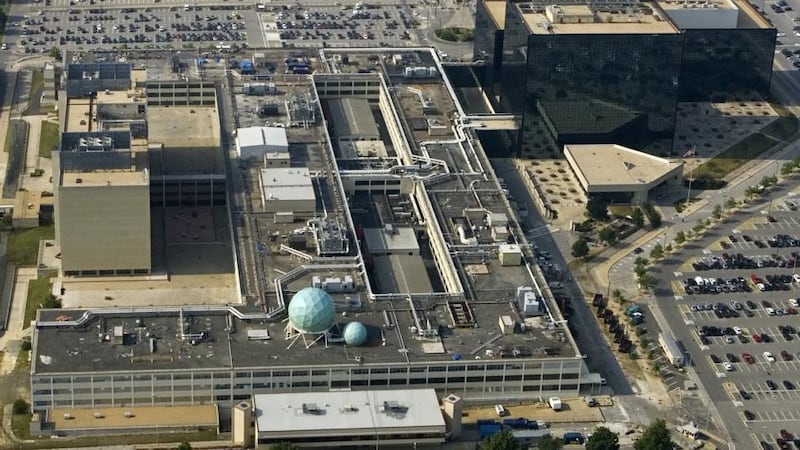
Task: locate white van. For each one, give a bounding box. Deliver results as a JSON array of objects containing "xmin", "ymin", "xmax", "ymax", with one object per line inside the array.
[{"xmin": 494, "ymin": 404, "xmax": 506, "ymax": 417}]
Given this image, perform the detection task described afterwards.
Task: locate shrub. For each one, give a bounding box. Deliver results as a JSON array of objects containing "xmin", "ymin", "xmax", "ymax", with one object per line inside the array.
[{"xmin": 13, "ymin": 399, "xmax": 29, "ymax": 415}]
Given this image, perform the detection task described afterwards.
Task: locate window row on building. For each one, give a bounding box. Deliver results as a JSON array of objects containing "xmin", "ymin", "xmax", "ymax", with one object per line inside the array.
[{"xmin": 31, "ymin": 360, "xmax": 584, "ymax": 410}]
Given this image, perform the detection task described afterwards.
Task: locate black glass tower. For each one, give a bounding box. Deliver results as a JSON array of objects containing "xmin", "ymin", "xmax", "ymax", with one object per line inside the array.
[{"xmin": 478, "ymin": 0, "xmax": 777, "ymax": 158}]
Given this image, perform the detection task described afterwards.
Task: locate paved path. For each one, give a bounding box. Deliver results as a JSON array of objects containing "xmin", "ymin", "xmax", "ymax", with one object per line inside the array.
[{"xmin": 0, "ymin": 268, "xmax": 36, "ymax": 376}]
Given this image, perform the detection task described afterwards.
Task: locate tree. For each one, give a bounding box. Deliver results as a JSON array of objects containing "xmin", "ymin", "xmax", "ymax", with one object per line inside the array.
[
  {"xmin": 12, "ymin": 399, "xmax": 29, "ymax": 415},
  {"xmin": 48, "ymin": 46, "xmax": 62, "ymax": 60},
  {"xmin": 571, "ymin": 239, "xmax": 589, "ymax": 259},
  {"xmin": 176, "ymin": 443, "xmax": 192, "ymax": 450},
  {"xmin": 269, "ymin": 443, "xmax": 300, "ymax": 450},
  {"xmin": 712, "ymin": 204, "xmax": 722, "ymax": 220},
  {"xmin": 598, "ymin": 226, "xmax": 618, "ymax": 244},
  {"xmin": 674, "ymin": 231, "xmax": 686, "ymax": 244},
  {"xmin": 650, "ymin": 243, "xmax": 664, "ymax": 259},
  {"xmin": 745, "ymin": 185, "xmax": 761, "ymax": 197},
  {"xmin": 632, "ymin": 208, "xmax": 645, "ymax": 228},
  {"xmin": 586, "ymin": 197, "xmax": 609, "ymax": 221},
  {"xmin": 586, "ymin": 426, "xmax": 620, "ymax": 450},
  {"xmin": 537, "ymin": 435, "xmax": 565, "ymax": 450},
  {"xmin": 634, "ymin": 257, "xmax": 649, "ymax": 269},
  {"xmin": 637, "ymin": 272, "xmax": 657, "ymax": 290},
  {"xmin": 725, "ymin": 197, "xmax": 737, "ymax": 210},
  {"xmin": 481, "ymin": 430, "xmax": 524, "ymax": 450},
  {"xmin": 647, "ymin": 209, "xmax": 662, "ymax": 228},
  {"xmin": 665, "ymin": 243, "xmax": 673, "ymax": 252},
  {"xmin": 634, "ymin": 419, "xmax": 675, "ymax": 450},
  {"xmin": 782, "ymin": 162, "xmax": 795, "ymax": 176},
  {"xmin": 41, "ymin": 294, "xmax": 61, "ymax": 309}
]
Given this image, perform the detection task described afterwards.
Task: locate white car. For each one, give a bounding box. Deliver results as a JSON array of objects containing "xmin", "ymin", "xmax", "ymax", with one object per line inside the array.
[
  {"xmin": 767, "ymin": 307, "xmax": 776, "ymax": 316},
  {"xmin": 778, "ymin": 32, "xmax": 787, "ymax": 37},
  {"xmin": 723, "ymin": 362, "xmax": 734, "ymax": 371},
  {"xmin": 764, "ymin": 352, "xmax": 776, "ymax": 363},
  {"xmin": 791, "ymin": 298, "xmax": 799, "ymax": 307},
  {"xmin": 0, "ymin": 43, "xmax": 6, "ymax": 50},
  {"xmin": 794, "ymin": 274, "xmax": 800, "ymax": 283},
  {"xmin": 734, "ymin": 327, "xmax": 743, "ymax": 335}
]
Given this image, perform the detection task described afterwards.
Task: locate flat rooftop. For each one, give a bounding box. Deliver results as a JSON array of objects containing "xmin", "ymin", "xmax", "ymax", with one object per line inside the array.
[
  {"xmin": 61, "ymin": 170, "xmax": 149, "ymax": 187},
  {"xmin": 95, "ymin": 89, "xmax": 142, "ymax": 105},
  {"xmin": 64, "ymin": 99, "xmax": 92, "ymax": 132},
  {"xmin": 33, "ymin": 288, "xmax": 578, "ymax": 375},
  {"xmin": 50, "ymin": 405, "xmax": 218, "ymax": 431},
  {"xmin": 565, "ymin": 144, "xmax": 683, "ymax": 187},
  {"xmin": 254, "ymin": 389, "xmax": 445, "ymax": 435},
  {"xmin": 485, "ymin": 0, "xmax": 507, "ymax": 29},
  {"xmin": 260, "ymin": 168, "xmax": 315, "ymax": 201},
  {"xmin": 519, "ymin": 3, "xmax": 680, "ymax": 34},
  {"xmin": 147, "ymin": 106, "xmax": 221, "ymax": 149},
  {"xmin": 13, "ymin": 191, "xmax": 53, "ymax": 221}
]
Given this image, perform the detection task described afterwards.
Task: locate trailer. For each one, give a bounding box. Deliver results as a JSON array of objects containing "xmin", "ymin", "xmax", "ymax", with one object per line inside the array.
[{"xmin": 659, "ymin": 332, "xmax": 685, "ymax": 367}]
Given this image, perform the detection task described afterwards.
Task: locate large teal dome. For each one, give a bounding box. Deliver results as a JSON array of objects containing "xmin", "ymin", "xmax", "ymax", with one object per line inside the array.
[
  {"xmin": 288, "ymin": 287, "xmax": 335, "ymax": 333},
  {"xmin": 343, "ymin": 322, "xmax": 368, "ymax": 346}
]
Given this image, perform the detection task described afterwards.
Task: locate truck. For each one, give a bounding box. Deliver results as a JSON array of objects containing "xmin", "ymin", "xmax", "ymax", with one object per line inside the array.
[
  {"xmin": 659, "ymin": 332, "xmax": 685, "ymax": 367},
  {"xmin": 548, "ymin": 396, "xmax": 562, "ymax": 411}
]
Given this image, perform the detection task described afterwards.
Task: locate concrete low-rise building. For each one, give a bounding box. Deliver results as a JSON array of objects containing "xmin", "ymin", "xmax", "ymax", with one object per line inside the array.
[
  {"xmin": 236, "ymin": 126, "xmax": 289, "ymax": 160},
  {"xmin": 248, "ymin": 389, "xmax": 446, "ymax": 448},
  {"xmin": 35, "ymin": 405, "xmax": 218, "ymax": 437},
  {"xmin": 564, "ymin": 144, "xmax": 684, "ymax": 204},
  {"xmin": 259, "ymin": 167, "xmax": 316, "ymax": 213}
]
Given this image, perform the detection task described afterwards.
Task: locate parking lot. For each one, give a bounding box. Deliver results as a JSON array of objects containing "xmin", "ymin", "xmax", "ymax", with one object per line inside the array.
[
  {"xmin": 267, "ymin": 4, "xmax": 421, "ymax": 47},
  {"xmin": 667, "ymin": 210, "xmax": 800, "ymax": 450},
  {"xmin": 4, "ymin": 1, "xmax": 431, "ymax": 54},
  {"xmin": 8, "ymin": 4, "xmax": 253, "ymax": 53}
]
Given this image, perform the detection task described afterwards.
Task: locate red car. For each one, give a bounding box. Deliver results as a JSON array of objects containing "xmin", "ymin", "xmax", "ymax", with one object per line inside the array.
[
  {"xmin": 788, "ymin": 307, "xmax": 798, "ymax": 315},
  {"xmin": 752, "ymin": 334, "xmax": 762, "ymax": 343},
  {"xmin": 742, "ymin": 352, "xmax": 755, "ymax": 364}
]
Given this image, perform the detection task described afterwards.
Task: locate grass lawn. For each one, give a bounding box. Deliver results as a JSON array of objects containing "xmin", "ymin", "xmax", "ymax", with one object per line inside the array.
[
  {"xmin": 28, "ymin": 70, "xmax": 43, "ymax": 111},
  {"xmin": 691, "ymin": 133, "xmax": 778, "ymax": 180},
  {"xmin": 11, "ymin": 414, "xmax": 31, "ymax": 440},
  {"xmin": 14, "ymin": 349, "xmax": 29, "ymax": 371},
  {"xmin": 23, "ymin": 276, "xmax": 54, "ymax": 328},
  {"xmin": 38, "ymin": 121, "xmax": 59, "ymax": 159},
  {"xmin": 8, "ymin": 225, "xmax": 54, "ymax": 267},
  {"xmin": 608, "ymin": 205, "xmax": 635, "ymax": 217}
]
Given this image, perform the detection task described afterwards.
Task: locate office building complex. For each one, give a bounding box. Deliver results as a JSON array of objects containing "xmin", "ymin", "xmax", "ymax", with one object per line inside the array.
[
  {"xmin": 32, "ymin": 49, "xmax": 600, "ymax": 421},
  {"xmin": 476, "ymin": 0, "xmax": 776, "ymax": 157}
]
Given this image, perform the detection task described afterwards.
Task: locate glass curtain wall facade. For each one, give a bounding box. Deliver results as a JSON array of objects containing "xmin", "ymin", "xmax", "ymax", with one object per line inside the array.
[
  {"xmin": 488, "ymin": 1, "xmax": 776, "ymax": 158},
  {"xmin": 679, "ymin": 28, "xmax": 777, "ymax": 101},
  {"xmin": 501, "ymin": 10, "xmax": 683, "ymax": 157},
  {"xmin": 474, "ymin": 0, "xmax": 505, "ymax": 99}
]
